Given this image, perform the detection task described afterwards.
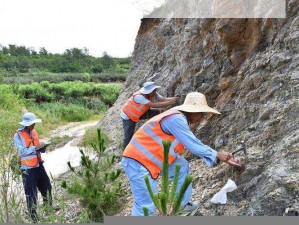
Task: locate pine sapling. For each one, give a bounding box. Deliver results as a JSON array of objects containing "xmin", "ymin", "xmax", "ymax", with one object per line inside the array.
[
  {"xmin": 61, "ymin": 128, "xmax": 125, "ymax": 222},
  {"xmin": 143, "ymin": 140, "xmax": 193, "ymax": 216}
]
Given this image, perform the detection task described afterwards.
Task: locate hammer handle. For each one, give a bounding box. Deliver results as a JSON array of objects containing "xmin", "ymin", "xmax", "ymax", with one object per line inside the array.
[{"xmin": 232, "ymin": 148, "xmax": 243, "ymax": 155}]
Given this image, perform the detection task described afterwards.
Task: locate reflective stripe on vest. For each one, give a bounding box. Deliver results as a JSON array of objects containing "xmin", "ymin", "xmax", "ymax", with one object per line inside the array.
[
  {"xmin": 122, "ymin": 91, "xmax": 152, "ymax": 122},
  {"xmin": 123, "ymin": 109, "xmax": 185, "ymax": 179},
  {"xmin": 17, "ymin": 129, "xmax": 42, "ymax": 167}
]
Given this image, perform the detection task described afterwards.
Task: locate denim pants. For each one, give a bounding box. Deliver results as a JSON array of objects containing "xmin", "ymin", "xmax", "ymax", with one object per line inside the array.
[
  {"xmin": 121, "ymin": 156, "xmax": 192, "ymax": 216},
  {"xmin": 21, "ymin": 163, "xmax": 52, "ymax": 222},
  {"xmin": 122, "ymin": 109, "xmax": 160, "ymax": 150}
]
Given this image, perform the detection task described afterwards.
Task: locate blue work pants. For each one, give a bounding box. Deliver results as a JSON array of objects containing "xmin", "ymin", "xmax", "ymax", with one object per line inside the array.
[
  {"xmin": 21, "ymin": 163, "xmax": 52, "ymax": 222},
  {"xmin": 121, "ymin": 156, "xmax": 191, "ymax": 216}
]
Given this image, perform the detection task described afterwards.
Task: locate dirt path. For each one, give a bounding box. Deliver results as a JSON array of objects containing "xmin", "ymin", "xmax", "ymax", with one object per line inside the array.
[
  {"xmin": 40, "ymin": 120, "xmax": 98, "ymax": 145},
  {"xmin": 40, "ymin": 120, "xmax": 98, "ymax": 178}
]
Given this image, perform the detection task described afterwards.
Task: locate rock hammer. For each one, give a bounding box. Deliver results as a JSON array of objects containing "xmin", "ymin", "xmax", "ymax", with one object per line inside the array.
[
  {"xmin": 232, "ymin": 141, "xmax": 247, "ymax": 156},
  {"xmin": 225, "ymin": 142, "xmax": 246, "ymax": 171}
]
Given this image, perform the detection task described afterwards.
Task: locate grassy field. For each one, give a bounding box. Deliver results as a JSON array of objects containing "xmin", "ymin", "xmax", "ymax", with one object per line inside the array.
[
  {"xmin": 0, "ymin": 79, "xmax": 123, "ymax": 223},
  {"xmin": 0, "ymin": 46, "xmax": 128, "ymax": 222},
  {"xmin": 0, "ymin": 82, "xmax": 121, "ymax": 137}
]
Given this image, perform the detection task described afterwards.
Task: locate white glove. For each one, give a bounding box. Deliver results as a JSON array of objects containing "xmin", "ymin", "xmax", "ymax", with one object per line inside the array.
[{"xmin": 210, "ymin": 179, "xmax": 237, "ymax": 204}]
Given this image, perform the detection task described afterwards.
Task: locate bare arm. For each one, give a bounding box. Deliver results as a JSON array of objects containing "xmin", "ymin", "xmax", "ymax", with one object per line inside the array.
[
  {"xmin": 158, "ymin": 96, "xmax": 171, "ymax": 102},
  {"xmin": 145, "ymin": 99, "xmax": 177, "ymax": 108},
  {"xmin": 157, "ymin": 96, "xmax": 180, "ymax": 102}
]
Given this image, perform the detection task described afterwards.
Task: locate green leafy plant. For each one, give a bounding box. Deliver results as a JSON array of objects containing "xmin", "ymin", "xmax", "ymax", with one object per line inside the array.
[
  {"xmin": 61, "ymin": 129, "xmax": 125, "ymax": 222},
  {"xmin": 143, "ymin": 140, "xmax": 192, "ymax": 216}
]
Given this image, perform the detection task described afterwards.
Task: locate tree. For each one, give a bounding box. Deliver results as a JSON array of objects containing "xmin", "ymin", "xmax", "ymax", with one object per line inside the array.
[
  {"xmin": 1, "ymin": 46, "xmax": 9, "ymax": 54},
  {"xmin": 91, "ymin": 63, "xmax": 103, "ymax": 73},
  {"xmin": 82, "ymin": 47, "xmax": 89, "ymax": 56},
  {"xmin": 8, "ymin": 45, "xmax": 17, "ymax": 56},
  {"xmin": 61, "ymin": 129, "xmax": 126, "ymax": 222},
  {"xmin": 143, "ymin": 140, "xmax": 193, "ymax": 216},
  {"xmin": 100, "ymin": 52, "xmax": 115, "ymax": 70},
  {"xmin": 39, "ymin": 47, "xmax": 48, "ymax": 56},
  {"xmin": 0, "ymin": 70, "xmax": 4, "ymax": 83},
  {"xmin": 8, "ymin": 45, "xmax": 30, "ymax": 56},
  {"xmin": 28, "ymin": 47, "xmax": 37, "ymax": 56},
  {"xmin": 16, "ymin": 57, "xmax": 31, "ymax": 73}
]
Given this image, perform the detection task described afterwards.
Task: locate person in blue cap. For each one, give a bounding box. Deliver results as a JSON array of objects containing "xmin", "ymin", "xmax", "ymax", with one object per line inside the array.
[
  {"xmin": 13, "ymin": 112, "xmax": 57, "ymax": 222},
  {"xmin": 121, "ymin": 81, "xmax": 179, "ymax": 149}
]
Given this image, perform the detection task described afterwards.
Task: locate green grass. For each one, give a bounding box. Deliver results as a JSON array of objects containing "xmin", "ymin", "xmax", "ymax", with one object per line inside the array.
[
  {"xmin": 0, "ymin": 80, "xmax": 121, "ymax": 223},
  {"xmin": 79, "ymin": 127, "xmax": 109, "ymax": 148},
  {"xmin": 0, "ymin": 81, "xmax": 121, "ymax": 140}
]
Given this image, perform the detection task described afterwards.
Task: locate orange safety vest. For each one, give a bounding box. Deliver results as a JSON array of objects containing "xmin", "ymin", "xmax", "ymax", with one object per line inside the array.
[
  {"xmin": 123, "ymin": 108, "xmax": 185, "ymax": 179},
  {"xmin": 16, "ymin": 129, "xmax": 43, "ymax": 167},
  {"xmin": 122, "ymin": 91, "xmax": 154, "ymax": 122}
]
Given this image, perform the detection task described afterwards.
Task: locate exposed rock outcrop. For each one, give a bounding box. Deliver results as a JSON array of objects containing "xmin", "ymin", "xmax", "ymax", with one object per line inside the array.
[{"xmin": 98, "ymin": 0, "xmax": 299, "ymax": 216}]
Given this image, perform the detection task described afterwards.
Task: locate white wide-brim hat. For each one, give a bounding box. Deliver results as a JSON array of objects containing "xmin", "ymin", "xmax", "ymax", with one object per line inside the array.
[
  {"xmin": 174, "ymin": 92, "xmax": 220, "ymax": 114},
  {"xmin": 19, "ymin": 112, "xmax": 42, "ymax": 126},
  {"xmin": 139, "ymin": 81, "xmax": 161, "ymax": 94}
]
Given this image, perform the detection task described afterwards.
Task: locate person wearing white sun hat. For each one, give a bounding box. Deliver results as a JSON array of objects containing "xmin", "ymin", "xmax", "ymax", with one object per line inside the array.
[
  {"xmin": 13, "ymin": 112, "xmax": 56, "ymax": 222},
  {"xmin": 121, "ymin": 92, "xmax": 234, "ymax": 216},
  {"xmin": 121, "ymin": 81, "xmax": 180, "ymax": 150}
]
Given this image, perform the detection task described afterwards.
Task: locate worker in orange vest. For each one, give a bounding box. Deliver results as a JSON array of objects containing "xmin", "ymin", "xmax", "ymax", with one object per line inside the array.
[
  {"xmin": 121, "ymin": 81, "xmax": 179, "ymax": 150},
  {"xmin": 13, "ymin": 112, "xmax": 54, "ymax": 222},
  {"xmin": 121, "ymin": 92, "xmax": 234, "ymax": 216}
]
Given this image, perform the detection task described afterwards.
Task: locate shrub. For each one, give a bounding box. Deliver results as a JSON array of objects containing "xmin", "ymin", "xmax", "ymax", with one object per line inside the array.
[
  {"xmin": 82, "ymin": 73, "xmax": 91, "ymax": 82},
  {"xmin": 92, "ymin": 84, "xmax": 121, "ymax": 106},
  {"xmin": 62, "ymin": 129, "xmax": 126, "ymax": 222},
  {"xmin": 48, "ymin": 83, "xmax": 67, "ymax": 97},
  {"xmin": 0, "ymin": 71, "xmax": 3, "ymax": 83},
  {"xmin": 90, "ymin": 72, "xmax": 126, "ymax": 83},
  {"xmin": 17, "ymin": 83, "xmax": 54, "ymax": 102},
  {"xmin": 1, "ymin": 73, "xmax": 99, "ymax": 84},
  {"xmin": 85, "ymin": 98, "xmax": 107, "ymax": 112},
  {"xmin": 0, "ymin": 86, "xmax": 24, "ymax": 111},
  {"xmin": 40, "ymin": 81, "xmax": 50, "ymax": 89},
  {"xmin": 91, "ymin": 64, "xmax": 103, "ymax": 74}
]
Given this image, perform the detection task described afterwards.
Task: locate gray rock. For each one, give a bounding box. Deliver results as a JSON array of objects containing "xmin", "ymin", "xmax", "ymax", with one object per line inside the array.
[{"xmin": 98, "ymin": 0, "xmax": 299, "ymax": 216}]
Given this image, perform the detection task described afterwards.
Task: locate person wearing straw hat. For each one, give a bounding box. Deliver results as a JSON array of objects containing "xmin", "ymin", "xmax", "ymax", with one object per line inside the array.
[
  {"xmin": 121, "ymin": 81, "xmax": 179, "ymax": 150},
  {"xmin": 121, "ymin": 92, "xmax": 234, "ymax": 216},
  {"xmin": 13, "ymin": 112, "xmax": 55, "ymax": 222}
]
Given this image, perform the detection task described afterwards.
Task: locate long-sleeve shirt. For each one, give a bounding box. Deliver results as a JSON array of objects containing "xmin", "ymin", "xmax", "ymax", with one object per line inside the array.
[
  {"xmin": 160, "ymin": 113, "xmax": 217, "ymax": 167},
  {"xmin": 13, "ymin": 127, "xmax": 40, "ymax": 170}
]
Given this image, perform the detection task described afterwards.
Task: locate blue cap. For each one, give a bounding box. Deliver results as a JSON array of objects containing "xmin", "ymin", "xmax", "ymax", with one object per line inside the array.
[{"xmin": 139, "ymin": 81, "xmax": 161, "ymax": 94}]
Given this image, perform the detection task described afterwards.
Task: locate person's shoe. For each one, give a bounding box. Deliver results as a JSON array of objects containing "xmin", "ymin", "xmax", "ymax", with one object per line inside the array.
[
  {"xmin": 44, "ymin": 205, "xmax": 61, "ymax": 216},
  {"xmin": 180, "ymin": 201, "xmax": 200, "ymax": 212},
  {"xmin": 52, "ymin": 206, "xmax": 61, "ymax": 212}
]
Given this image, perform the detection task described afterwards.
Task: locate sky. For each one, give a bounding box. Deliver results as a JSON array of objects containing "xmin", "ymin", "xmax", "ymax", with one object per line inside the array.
[{"xmin": 0, "ymin": 0, "xmax": 164, "ymax": 57}]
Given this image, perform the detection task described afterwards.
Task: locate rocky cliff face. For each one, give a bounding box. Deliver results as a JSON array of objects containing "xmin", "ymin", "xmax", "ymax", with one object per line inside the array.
[{"xmin": 98, "ymin": 0, "xmax": 299, "ymax": 216}]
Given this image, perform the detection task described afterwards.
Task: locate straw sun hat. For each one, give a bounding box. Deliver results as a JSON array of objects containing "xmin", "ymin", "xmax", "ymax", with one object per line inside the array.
[{"xmin": 175, "ymin": 92, "xmax": 220, "ymax": 114}]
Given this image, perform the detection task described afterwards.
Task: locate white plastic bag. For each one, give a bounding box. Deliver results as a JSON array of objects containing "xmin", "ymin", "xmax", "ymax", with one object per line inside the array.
[{"xmin": 210, "ymin": 179, "xmax": 237, "ymax": 204}]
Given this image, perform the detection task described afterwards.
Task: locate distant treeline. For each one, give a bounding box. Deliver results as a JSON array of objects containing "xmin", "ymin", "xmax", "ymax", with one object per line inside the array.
[{"xmin": 0, "ymin": 44, "xmax": 131, "ymax": 76}]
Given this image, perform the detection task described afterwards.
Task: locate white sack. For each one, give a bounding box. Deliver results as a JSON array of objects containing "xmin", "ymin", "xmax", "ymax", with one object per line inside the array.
[{"xmin": 210, "ymin": 179, "xmax": 237, "ymax": 204}]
